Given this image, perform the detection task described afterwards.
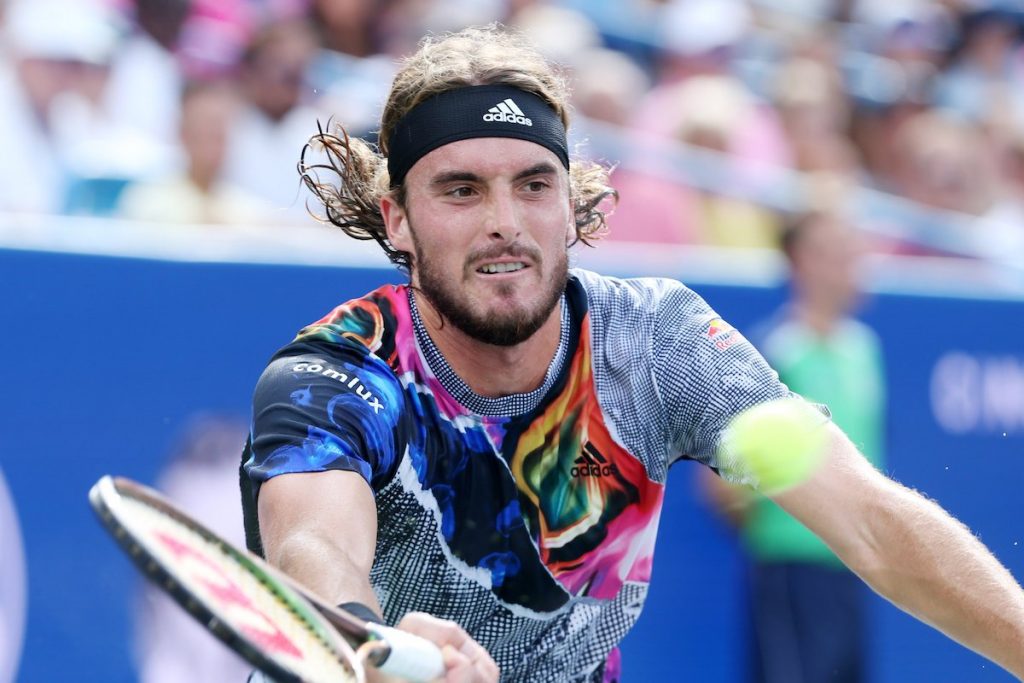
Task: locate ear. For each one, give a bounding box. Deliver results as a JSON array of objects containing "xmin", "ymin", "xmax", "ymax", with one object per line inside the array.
[{"xmin": 381, "ymin": 192, "xmax": 413, "ymax": 254}]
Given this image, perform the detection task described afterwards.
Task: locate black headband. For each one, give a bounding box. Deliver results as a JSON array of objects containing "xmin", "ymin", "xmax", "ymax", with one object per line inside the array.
[{"xmin": 386, "ymin": 85, "xmax": 569, "ymax": 188}]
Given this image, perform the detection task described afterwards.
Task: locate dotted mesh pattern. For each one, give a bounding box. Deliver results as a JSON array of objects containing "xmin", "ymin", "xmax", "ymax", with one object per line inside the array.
[
  {"xmin": 572, "ymin": 269, "xmax": 788, "ymax": 484},
  {"xmin": 371, "ymin": 467, "xmax": 645, "ymax": 683},
  {"xmin": 408, "ymin": 289, "xmax": 570, "ymax": 417},
  {"xmin": 363, "ymin": 270, "xmax": 788, "ymax": 681}
]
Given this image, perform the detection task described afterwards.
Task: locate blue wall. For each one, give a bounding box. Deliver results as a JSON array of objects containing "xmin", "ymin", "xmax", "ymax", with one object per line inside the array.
[{"xmin": 1, "ymin": 246, "xmax": 1021, "ymax": 682}]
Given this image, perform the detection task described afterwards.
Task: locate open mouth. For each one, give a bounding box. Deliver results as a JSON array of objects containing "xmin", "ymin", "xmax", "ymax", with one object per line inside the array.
[{"xmin": 477, "ymin": 262, "xmax": 527, "ymax": 274}]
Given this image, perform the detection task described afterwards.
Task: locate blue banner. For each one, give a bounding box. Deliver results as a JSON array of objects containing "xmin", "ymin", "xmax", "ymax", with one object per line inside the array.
[{"xmin": 1, "ymin": 246, "xmax": 1021, "ymax": 682}]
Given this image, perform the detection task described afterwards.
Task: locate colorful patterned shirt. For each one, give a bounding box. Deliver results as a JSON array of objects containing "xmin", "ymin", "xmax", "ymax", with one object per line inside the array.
[{"xmin": 241, "ymin": 268, "xmax": 787, "ymax": 682}]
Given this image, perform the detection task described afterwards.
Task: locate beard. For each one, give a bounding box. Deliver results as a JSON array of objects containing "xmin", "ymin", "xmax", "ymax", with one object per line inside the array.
[{"xmin": 411, "ymin": 236, "xmax": 568, "ymax": 347}]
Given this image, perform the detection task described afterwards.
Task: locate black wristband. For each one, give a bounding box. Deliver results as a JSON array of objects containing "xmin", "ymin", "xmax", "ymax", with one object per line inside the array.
[{"xmin": 339, "ymin": 601, "xmax": 385, "ymax": 625}]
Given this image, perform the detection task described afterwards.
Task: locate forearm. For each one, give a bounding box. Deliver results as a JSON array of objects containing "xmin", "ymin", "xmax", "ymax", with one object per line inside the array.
[
  {"xmin": 848, "ymin": 478, "xmax": 1024, "ymax": 678},
  {"xmin": 257, "ymin": 470, "xmax": 382, "ymax": 615},
  {"xmin": 267, "ymin": 527, "xmax": 381, "ymax": 613},
  {"xmin": 777, "ymin": 429, "xmax": 1024, "ymax": 678}
]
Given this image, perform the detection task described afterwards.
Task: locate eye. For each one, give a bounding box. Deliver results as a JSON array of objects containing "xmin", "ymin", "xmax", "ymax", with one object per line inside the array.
[
  {"xmin": 447, "ymin": 185, "xmax": 476, "ymax": 199},
  {"xmin": 523, "ymin": 179, "xmax": 550, "ymax": 194}
]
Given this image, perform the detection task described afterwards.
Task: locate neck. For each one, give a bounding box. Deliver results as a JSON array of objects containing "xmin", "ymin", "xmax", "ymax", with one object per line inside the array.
[
  {"xmin": 794, "ymin": 296, "xmax": 842, "ymax": 336},
  {"xmin": 415, "ymin": 295, "xmax": 563, "ymax": 398},
  {"xmin": 188, "ymin": 166, "xmax": 217, "ymax": 194}
]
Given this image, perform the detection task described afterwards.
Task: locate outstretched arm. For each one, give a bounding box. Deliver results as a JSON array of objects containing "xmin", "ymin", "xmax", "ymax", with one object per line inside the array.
[
  {"xmin": 257, "ymin": 470, "xmax": 498, "ymax": 683},
  {"xmin": 259, "ymin": 469, "xmax": 381, "ymax": 612},
  {"xmin": 774, "ymin": 424, "xmax": 1024, "ymax": 679}
]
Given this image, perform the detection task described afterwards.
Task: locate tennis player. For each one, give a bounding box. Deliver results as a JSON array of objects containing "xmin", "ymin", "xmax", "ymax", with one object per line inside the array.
[{"xmin": 241, "ymin": 25, "xmax": 1024, "ymax": 682}]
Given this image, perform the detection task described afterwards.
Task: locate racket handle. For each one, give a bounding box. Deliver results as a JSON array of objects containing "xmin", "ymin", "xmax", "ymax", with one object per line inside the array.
[{"xmin": 372, "ymin": 625, "xmax": 446, "ymax": 682}]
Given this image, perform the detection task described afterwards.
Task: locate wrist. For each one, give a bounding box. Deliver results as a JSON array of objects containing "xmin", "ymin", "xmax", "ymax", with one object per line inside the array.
[{"xmin": 339, "ymin": 600, "xmax": 385, "ymax": 625}]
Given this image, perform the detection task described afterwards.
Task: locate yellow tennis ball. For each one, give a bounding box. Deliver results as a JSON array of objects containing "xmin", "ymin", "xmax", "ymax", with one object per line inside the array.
[{"xmin": 727, "ymin": 398, "xmax": 828, "ymax": 494}]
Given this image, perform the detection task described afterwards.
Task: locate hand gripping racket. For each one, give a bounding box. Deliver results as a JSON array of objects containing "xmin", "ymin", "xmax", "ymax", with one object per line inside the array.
[{"xmin": 89, "ymin": 475, "xmax": 444, "ymax": 683}]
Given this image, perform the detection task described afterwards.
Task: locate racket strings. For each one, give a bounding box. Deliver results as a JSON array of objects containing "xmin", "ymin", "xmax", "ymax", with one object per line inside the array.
[{"xmin": 118, "ymin": 494, "xmax": 361, "ymax": 683}]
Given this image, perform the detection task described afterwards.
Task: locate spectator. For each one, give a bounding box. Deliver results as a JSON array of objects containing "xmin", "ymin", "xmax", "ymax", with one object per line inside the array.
[
  {"xmin": 0, "ymin": 0, "xmax": 124, "ymax": 214},
  {"xmin": 933, "ymin": 7, "xmax": 1024, "ymax": 126},
  {"xmin": 846, "ymin": 75, "xmax": 930, "ymax": 195},
  {"xmin": 221, "ymin": 18, "xmax": 323, "ymax": 222},
  {"xmin": 668, "ymin": 75, "xmax": 784, "ymax": 249},
  {"xmin": 635, "ymin": 0, "xmax": 793, "ymax": 170},
  {"xmin": 890, "ymin": 110, "xmax": 998, "ymax": 218},
  {"xmin": 772, "ymin": 56, "xmax": 860, "ymax": 178},
  {"xmin": 307, "ymin": 0, "xmax": 397, "ymax": 141},
  {"xmin": 117, "ymin": 79, "xmax": 271, "ymax": 225},
  {"xmin": 509, "ymin": 3, "xmax": 601, "ymax": 69},
  {"xmin": 975, "ymin": 123, "xmax": 1024, "ymax": 266},
  {"xmin": 105, "ymin": 0, "xmax": 267, "ymax": 147},
  {"xmin": 652, "ymin": 0, "xmax": 753, "ymax": 85},
  {"xmin": 373, "ymin": 0, "xmax": 507, "ymax": 57},
  {"xmin": 703, "ymin": 208, "xmax": 886, "ymax": 683},
  {"xmin": 104, "ymin": 0, "xmax": 190, "ymax": 149},
  {"xmin": 308, "ymin": 0, "xmax": 385, "ymax": 58},
  {"xmin": 569, "ymin": 46, "xmax": 700, "ymax": 245}
]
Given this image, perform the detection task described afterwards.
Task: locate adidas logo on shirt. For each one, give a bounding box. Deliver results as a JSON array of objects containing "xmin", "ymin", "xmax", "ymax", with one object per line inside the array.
[
  {"xmin": 483, "ymin": 98, "xmax": 533, "ymax": 126},
  {"xmin": 570, "ymin": 442, "xmax": 619, "ymax": 478}
]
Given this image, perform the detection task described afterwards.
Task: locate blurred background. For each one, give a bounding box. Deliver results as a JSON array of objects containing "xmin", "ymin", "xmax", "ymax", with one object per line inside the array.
[{"xmin": 1, "ymin": 0, "xmax": 1023, "ymax": 681}]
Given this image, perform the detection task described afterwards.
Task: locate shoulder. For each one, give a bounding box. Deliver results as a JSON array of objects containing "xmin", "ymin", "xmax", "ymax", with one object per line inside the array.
[
  {"xmin": 570, "ymin": 267, "xmax": 714, "ymax": 331},
  {"xmin": 756, "ymin": 310, "xmax": 806, "ymax": 360},
  {"xmin": 569, "ymin": 268, "xmax": 735, "ymax": 371},
  {"xmin": 286, "ymin": 284, "xmax": 410, "ymax": 365},
  {"xmin": 256, "ymin": 344, "xmax": 400, "ymax": 416},
  {"xmin": 837, "ymin": 318, "xmax": 882, "ymax": 346},
  {"xmin": 255, "ymin": 285, "xmax": 410, "ymax": 407}
]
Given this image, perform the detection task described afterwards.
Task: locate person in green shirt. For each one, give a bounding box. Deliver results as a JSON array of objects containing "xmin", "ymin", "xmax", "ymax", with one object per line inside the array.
[{"xmin": 704, "ymin": 207, "xmax": 885, "ymax": 683}]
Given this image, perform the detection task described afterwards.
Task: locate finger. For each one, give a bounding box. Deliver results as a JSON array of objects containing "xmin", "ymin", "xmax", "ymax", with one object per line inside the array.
[
  {"xmin": 395, "ymin": 613, "xmax": 498, "ymax": 682},
  {"xmin": 397, "ymin": 612, "xmax": 474, "ymax": 653},
  {"xmin": 434, "ymin": 622, "xmax": 494, "ymax": 682},
  {"xmin": 457, "ymin": 638, "xmax": 498, "ymax": 682},
  {"xmin": 438, "ymin": 633, "xmax": 496, "ymax": 683},
  {"xmin": 470, "ymin": 652, "xmax": 499, "ymax": 683},
  {"xmin": 441, "ymin": 643, "xmax": 474, "ymax": 683}
]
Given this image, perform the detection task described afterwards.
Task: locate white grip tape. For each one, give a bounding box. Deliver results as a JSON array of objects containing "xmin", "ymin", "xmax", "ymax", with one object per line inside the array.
[{"xmin": 373, "ymin": 625, "xmax": 446, "ymax": 682}]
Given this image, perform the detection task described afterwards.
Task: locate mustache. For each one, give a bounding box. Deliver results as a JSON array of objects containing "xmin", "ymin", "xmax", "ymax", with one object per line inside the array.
[{"xmin": 466, "ymin": 243, "xmax": 542, "ymax": 264}]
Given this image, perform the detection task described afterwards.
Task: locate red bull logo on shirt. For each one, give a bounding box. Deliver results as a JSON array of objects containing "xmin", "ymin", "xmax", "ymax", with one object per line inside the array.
[{"xmin": 707, "ymin": 318, "xmax": 740, "ymax": 351}]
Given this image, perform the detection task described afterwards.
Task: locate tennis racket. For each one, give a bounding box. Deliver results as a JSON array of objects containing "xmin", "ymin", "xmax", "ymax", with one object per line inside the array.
[{"xmin": 89, "ymin": 475, "xmax": 445, "ymax": 683}]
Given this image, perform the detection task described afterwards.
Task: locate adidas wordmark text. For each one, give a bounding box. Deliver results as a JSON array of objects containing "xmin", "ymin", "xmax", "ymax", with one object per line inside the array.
[{"xmin": 483, "ymin": 98, "xmax": 533, "ymax": 126}]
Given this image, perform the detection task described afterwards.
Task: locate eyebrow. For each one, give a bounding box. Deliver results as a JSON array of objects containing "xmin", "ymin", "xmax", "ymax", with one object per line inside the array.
[
  {"xmin": 430, "ymin": 171, "xmax": 481, "ymax": 187},
  {"xmin": 513, "ymin": 162, "xmax": 559, "ymax": 181},
  {"xmin": 428, "ymin": 162, "xmax": 559, "ymax": 188}
]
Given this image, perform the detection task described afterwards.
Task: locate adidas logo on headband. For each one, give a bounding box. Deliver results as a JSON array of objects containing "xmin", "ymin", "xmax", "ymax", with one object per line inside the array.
[
  {"xmin": 387, "ymin": 85, "xmax": 567, "ymax": 187},
  {"xmin": 483, "ymin": 98, "xmax": 533, "ymax": 126}
]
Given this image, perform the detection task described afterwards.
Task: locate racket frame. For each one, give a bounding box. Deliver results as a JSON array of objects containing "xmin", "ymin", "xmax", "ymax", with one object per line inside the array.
[{"xmin": 90, "ymin": 475, "xmax": 364, "ymax": 683}]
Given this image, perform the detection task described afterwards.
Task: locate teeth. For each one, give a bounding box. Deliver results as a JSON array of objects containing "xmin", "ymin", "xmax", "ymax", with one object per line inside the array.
[{"xmin": 479, "ymin": 262, "xmax": 525, "ymax": 274}]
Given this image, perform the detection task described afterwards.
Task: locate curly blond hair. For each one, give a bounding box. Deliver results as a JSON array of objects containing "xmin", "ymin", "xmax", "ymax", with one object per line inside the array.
[{"xmin": 300, "ymin": 24, "xmax": 617, "ymax": 270}]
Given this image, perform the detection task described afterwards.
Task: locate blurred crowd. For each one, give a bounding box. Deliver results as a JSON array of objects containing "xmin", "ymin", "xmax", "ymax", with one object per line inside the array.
[{"xmin": 2, "ymin": 0, "xmax": 1024, "ymax": 265}]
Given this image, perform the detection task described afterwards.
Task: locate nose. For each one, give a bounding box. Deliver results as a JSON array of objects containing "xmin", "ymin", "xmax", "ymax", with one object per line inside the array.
[{"xmin": 484, "ymin": 188, "xmax": 522, "ymax": 241}]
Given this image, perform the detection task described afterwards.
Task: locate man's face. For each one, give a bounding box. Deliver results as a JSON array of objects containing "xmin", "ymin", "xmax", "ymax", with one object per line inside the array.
[
  {"xmin": 793, "ymin": 216, "xmax": 865, "ymax": 313},
  {"xmin": 384, "ymin": 137, "xmax": 574, "ymax": 346}
]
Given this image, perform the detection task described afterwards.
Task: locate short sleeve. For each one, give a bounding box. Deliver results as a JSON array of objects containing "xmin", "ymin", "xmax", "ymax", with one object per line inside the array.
[
  {"xmin": 244, "ymin": 345, "xmax": 409, "ymax": 491},
  {"xmin": 652, "ymin": 294, "xmax": 790, "ymax": 480}
]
